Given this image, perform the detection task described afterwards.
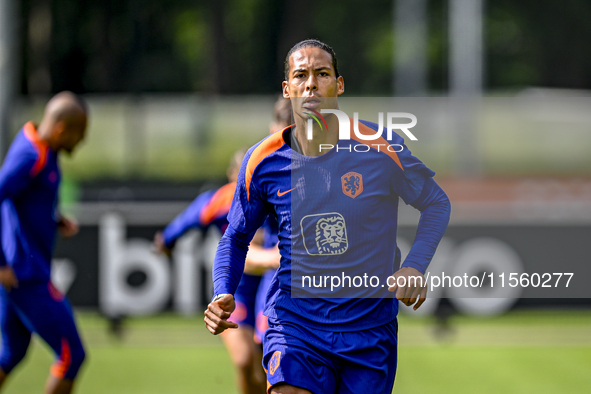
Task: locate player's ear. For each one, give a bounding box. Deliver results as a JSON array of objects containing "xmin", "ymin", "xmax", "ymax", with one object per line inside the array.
[
  {"xmin": 52, "ymin": 121, "xmax": 66, "ymax": 140},
  {"xmin": 282, "ymin": 81, "xmax": 290, "ymax": 99},
  {"xmin": 337, "ymin": 76, "xmax": 345, "ymax": 96}
]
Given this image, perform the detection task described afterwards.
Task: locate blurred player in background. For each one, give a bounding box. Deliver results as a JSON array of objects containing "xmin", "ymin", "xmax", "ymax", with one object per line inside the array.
[
  {"xmin": 252, "ymin": 96, "xmax": 292, "ymax": 348},
  {"xmin": 153, "ymin": 102, "xmax": 288, "ymax": 394},
  {"xmin": 205, "ymin": 40, "xmax": 451, "ymax": 394},
  {"xmin": 153, "ymin": 149, "xmax": 277, "ymax": 393},
  {"xmin": 0, "ymin": 92, "xmax": 88, "ymax": 394}
]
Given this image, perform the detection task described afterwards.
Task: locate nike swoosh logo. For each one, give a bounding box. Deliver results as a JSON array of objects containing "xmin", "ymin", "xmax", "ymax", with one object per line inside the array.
[{"xmin": 277, "ymin": 188, "xmax": 294, "ymax": 197}]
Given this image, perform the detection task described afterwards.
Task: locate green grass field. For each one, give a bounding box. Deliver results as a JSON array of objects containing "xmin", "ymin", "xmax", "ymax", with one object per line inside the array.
[{"xmin": 2, "ymin": 310, "xmax": 590, "ymax": 393}]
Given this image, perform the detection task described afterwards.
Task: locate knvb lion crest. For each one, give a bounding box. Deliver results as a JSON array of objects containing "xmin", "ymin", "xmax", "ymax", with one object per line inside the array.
[
  {"xmin": 316, "ymin": 215, "xmax": 348, "ymax": 254},
  {"xmin": 301, "ymin": 212, "xmax": 348, "ymax": 255},
  {"xmin": 341, "ymin": 172, "xmax": 363, "ymax": 198}
]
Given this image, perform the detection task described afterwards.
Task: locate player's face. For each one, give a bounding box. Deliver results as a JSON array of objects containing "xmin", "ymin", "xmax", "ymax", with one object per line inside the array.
[
  {"xmin": 58, "ymin": 118, "xmax": 87, "ymax": 154},
  {"xmin": 283, "ymin": 47, "xmax": 344, "ymax": 121}
]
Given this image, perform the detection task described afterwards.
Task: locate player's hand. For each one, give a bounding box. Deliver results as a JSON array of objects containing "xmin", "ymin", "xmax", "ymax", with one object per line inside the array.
[
  {"xmin": 388, "ymin": 267, "xmax": 427, "ymax": 310},
  {"xmin": 204, "ymin": 294, "xmax": 239, "ymax": 335},
  {"xmin": 0, "ymin": 266, "xmax": 19, "ymax": 291},
  {"xmin": 57, "ymin": 215, "xmax": 79, "ymax": 238},
  {"xmin": 152, "ymin": 231, "xmax": 172, "ymax": 257}
]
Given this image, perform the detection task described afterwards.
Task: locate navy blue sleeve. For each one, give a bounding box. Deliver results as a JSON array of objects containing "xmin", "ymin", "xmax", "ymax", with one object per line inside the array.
[
  {"xmin": 0, "ymin": 199, "xmax": 21, "ymax": 267},
  {"xmin": 0, "ymin": 143, "xmax": 38, "ymax": 267},
  {"xmin": 0, "ymin": 220, "xmax": 6, "ymax": 267},
  {"xmin": 0, "ymin": 147, "xmax": 37, "ymax": 201},
  {"xmin": 401, "ymin": 177, "xmax": 451, "ymax": 274},
  {"xmin": 212, "ymin": 147, "xmax": 269, "ymax": 297},
  {"xmin": 212, "ymin": 223, "xmax": 256, "ymax": 296},
  {"xmin": 161, "ymin": 190, "xmax": 215, "ymax": 248}
]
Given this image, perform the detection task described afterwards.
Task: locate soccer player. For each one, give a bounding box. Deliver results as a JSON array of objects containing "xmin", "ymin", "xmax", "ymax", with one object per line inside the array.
[
  {"xmin": 0, "ymin": 92, "xmax": 88, "ymax": 394},
  {"xmin": 205, "ymin": 39, "xmax": 451, "ymax": 394},
  {"xmin": 153, "ymin": 149, "xmax": 280, "ymax": 394}
]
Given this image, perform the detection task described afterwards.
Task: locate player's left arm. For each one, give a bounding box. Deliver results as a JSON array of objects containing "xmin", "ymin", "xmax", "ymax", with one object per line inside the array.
[
  {"xmin": 243, "ymin": 227, "xmax": 280, "ymax": 274},
  {"xmin": 244, "ymin": 243, "xmax": 280, "ymax": 275},
  {"xmin": 389, "ymin": 177, "xmax": 451, "ymax": 309},
  {"xmin": 155, "ymin": 191, "xmax": 215, "ymax": 256}
]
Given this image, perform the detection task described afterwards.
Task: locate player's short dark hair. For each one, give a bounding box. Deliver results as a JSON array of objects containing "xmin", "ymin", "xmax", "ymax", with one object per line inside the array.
[{"xmin": 284, "ymin": 39, "xmax": 340, "ymax": 80}]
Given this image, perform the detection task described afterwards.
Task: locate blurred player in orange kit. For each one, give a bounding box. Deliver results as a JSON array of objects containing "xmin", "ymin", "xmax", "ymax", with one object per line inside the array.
[
  {"xmin": 153, "ymin": 97, "xmax": 289, "ymax": 394},
  {"xmin": 0, "ymin": 92, "xmax": 88, "ymax": 394}
]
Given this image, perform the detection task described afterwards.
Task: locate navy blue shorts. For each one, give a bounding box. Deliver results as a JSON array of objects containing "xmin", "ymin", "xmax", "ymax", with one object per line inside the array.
[
  {"xmin": 232, "ymin": 273, "xmax": 262, "ymax": 328},
  {"xmin": 263, "ymin": 318, "xmax": 398, "ymax": 394},
  {"xmin": 254, "ymin": 269, "xmax": 275, "ymax": 344},
  {"xmin": 0, "ymin": 282, "xmax": 85, "ymax": 379}
]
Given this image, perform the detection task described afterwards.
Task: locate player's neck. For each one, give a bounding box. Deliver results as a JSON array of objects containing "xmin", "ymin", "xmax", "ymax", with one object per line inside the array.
[
  {"xmin": 37, "ymin": 121, "xmax": 59, "ymax": 151},
  {"xmin": 292, "ymin": 116, "xmax": 339, "ymax": 157}
]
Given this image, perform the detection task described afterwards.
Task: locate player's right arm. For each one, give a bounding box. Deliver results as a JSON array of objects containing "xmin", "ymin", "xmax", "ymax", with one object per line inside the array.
[
  {"xmin": 0, "ymin": 266, "xmax": 18, "ymax": 290},
  {"xmin": 204, "ymin": 149, "xmax": 269, "ymax": 335},
  {"xmin": 0, "ymin": 210, "xmax": 18, "ymax": 289},
  {"xmin": 204, "ymin": 294, "xmax": 238, "ymax": 334},
  {"xmin": 0, "ymin": 143, "xmax": 38, "ymax": 285},
  {"xmin": 0, "ymin": 145, "xmax": 38, "ymax": 202},
  {"xmin": 204, "ymin": 222, "xmax": 260, "ymax": 335}
]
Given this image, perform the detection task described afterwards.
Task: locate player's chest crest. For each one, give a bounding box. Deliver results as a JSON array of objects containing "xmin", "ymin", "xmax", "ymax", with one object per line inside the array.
[
  {"xmin": 289, "ymin": 168, "xmax": 368, "ymax": 200},
  {"xmin": 341, "ymin": 171, "xmax": 363, "ymax": 198}
]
